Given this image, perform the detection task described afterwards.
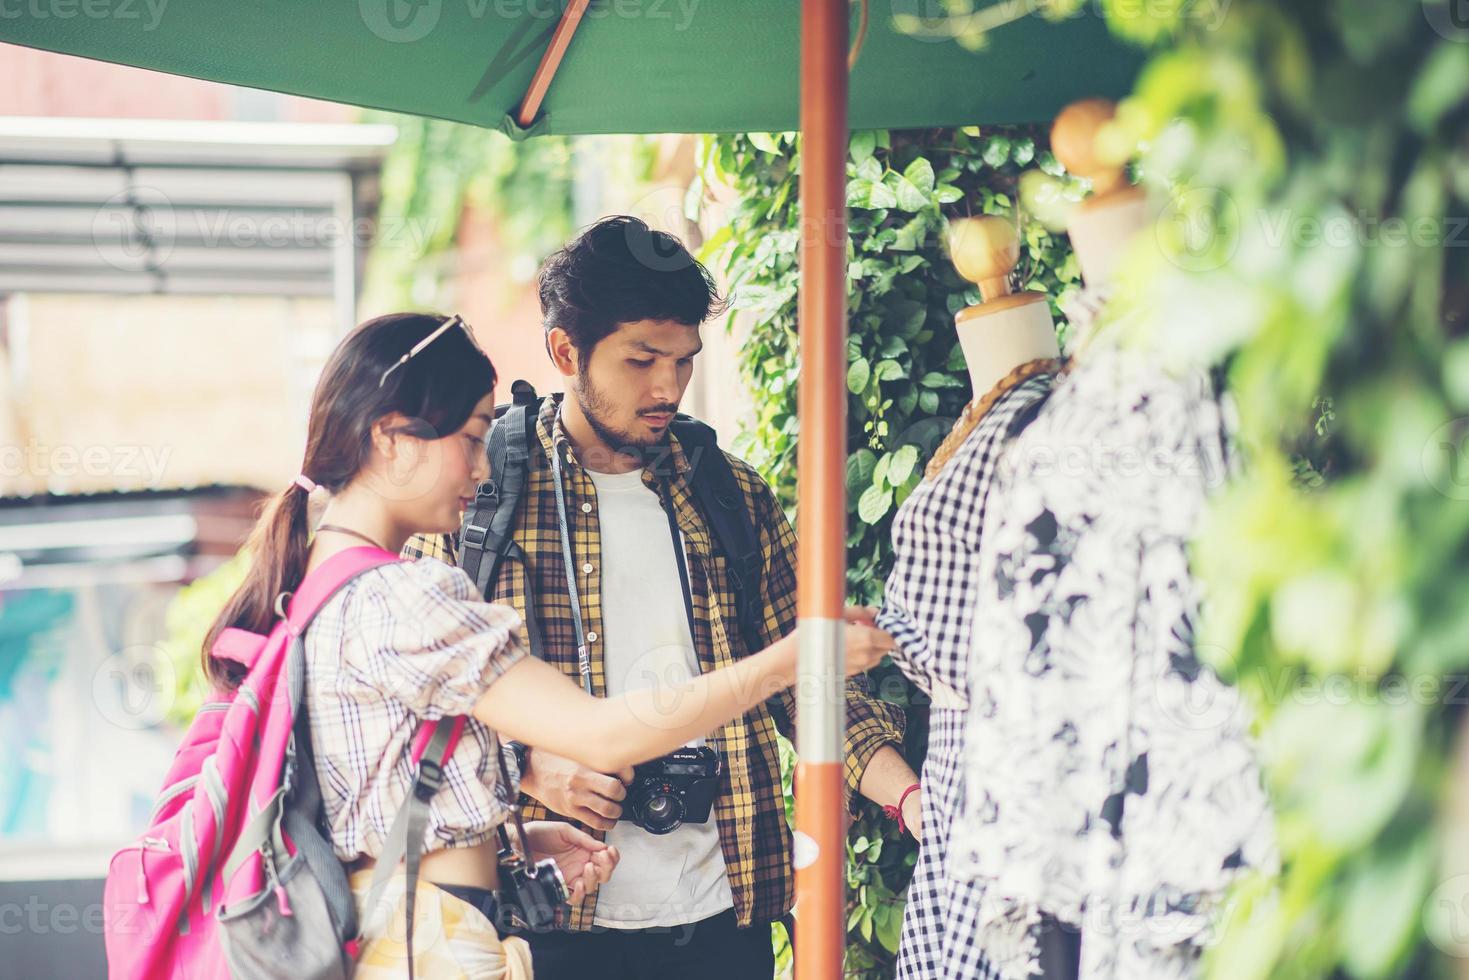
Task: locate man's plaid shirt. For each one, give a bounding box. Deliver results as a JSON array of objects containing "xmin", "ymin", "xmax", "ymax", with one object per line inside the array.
[{"xmin": 403, "ymin": 394, "xmax": 906, "ymax": 929}]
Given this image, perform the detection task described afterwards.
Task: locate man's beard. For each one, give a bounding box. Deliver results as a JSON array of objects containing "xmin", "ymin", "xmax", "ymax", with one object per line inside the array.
[{"xmin": 573, "ymin": 370, "xmax": 674, "ymax": 453}]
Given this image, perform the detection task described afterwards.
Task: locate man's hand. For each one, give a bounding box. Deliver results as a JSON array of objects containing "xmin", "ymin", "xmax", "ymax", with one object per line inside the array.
[
  {"xmin": 522, "ymin": 822, "xmax": 619, "ymax": 904},
  {"xmin": 519, "ymin": 747, "xmax": 634, "ymax": 832}
]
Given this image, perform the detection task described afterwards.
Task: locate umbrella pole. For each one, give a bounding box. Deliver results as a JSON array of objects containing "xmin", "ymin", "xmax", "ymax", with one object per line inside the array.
[{"xmin": 794, "ymin": 0, "xmax": 849, "ymax": 978}]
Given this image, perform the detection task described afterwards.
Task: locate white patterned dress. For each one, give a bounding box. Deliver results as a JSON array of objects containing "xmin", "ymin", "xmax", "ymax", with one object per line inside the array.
[
  {"xmin": 876, "ymin": 373, "xmax": 1055, "ymax": 980},
  {"xmin": 948, "ymin": 293, "xmax": 1278, "ymax": 980}
]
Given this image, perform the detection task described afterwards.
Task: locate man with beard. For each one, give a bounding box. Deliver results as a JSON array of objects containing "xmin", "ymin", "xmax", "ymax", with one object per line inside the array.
[{"xmin": 403, "ymin": 215, "xmax": 919, "ymax": 979}]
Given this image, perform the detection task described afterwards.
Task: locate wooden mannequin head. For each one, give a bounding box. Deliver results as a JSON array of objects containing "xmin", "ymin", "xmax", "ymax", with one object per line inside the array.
[
  {"xmin": 1050, "ymin": 97, "xmax": 1148, "ymax": 286},
  {"xmin": 944, "ymin": 214, "xmax": 1058, "ymax": 394}
]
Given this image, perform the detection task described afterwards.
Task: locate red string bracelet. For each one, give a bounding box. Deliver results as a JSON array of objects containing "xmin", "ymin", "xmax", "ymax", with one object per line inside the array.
[{"xmin": 882, "ymin": 782, "xmax": 922, "ymax": 834}]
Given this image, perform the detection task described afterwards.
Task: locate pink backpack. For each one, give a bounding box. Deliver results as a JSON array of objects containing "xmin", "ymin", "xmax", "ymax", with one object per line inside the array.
[{"xmin": 104, "ymin": 546, "xmax": 465, "ymax": 979}]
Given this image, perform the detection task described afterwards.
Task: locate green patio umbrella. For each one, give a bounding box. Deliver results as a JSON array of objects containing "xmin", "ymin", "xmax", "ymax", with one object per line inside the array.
[
  {"xmin": 0, "ymin": 1, "xmax": 1139, "ymax": 136},
  {"xmin": 2, "ymin": 4, "xmax": 1140, "ymax": 976}
]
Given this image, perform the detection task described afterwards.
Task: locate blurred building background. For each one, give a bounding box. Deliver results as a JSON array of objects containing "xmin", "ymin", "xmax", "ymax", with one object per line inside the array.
[{"xmin": 0, "ymin": 44, "xmax": 745, "ymax": 977}]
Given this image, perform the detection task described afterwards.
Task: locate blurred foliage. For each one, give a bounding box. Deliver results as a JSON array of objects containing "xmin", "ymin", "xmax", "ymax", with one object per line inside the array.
[
  {"xmin": 361, "ymin": 112, "xmax": 578, "ymax": 312},
  {"xmin": 158, "ymin": 550, "xmax": 250, "ymax": 729},
  {"xmin": 697, "ymin": 127, "xmax": 1079, "ymax": 976},
  {"xmin": 905, "ymin": 1, "xmax": 1469, "ymax": 977}
]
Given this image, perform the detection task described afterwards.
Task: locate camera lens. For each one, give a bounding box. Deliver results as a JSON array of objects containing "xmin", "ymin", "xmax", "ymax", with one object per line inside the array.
[{"xmin": 640, "ymin": 793, "xmax": 685, "ymax": 835}]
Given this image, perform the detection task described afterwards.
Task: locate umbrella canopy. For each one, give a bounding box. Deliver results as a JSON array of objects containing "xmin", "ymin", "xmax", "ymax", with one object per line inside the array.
[{"xmin": 1, "ymin": 2, "xmax": 1140, "ymax": 136}]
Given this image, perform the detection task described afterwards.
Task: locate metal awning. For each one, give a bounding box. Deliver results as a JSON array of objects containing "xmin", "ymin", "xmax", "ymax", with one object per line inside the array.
[{"xmin": 0, "ymin": 118, "xmax": 396, "ymax": 309}]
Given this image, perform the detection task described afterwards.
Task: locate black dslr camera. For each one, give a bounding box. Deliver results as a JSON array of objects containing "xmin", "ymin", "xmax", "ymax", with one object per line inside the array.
[
  {"xmin": 620, "ymin": 746, "xmax": 723, "ymax": 835},
  {"xmin": 496, "ymin": 843, "xmax": 567, "ymax": 933}
]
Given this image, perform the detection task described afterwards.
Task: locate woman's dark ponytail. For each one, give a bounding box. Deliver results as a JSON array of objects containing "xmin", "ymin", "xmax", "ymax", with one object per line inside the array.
[
  {"xmin": 202, "ymin": 480, "xmax": 314, "ymax": 689},
  {"xmin": 200, "ymin": 312, "xmax": 497, "ymax": 691}
]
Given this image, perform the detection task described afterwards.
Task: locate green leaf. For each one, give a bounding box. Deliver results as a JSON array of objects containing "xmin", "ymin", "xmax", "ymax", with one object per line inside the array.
[
  {"xmin": 919, "ymin": 390, "xmax": 940, "ymax": 414},
  {"xmin": 875, "ymin": 901, "xmax": 903, "ymax": 952},
  {"xmin": 872, "ymin": 452, "xmax": 891, "ymax": 487},
  {"xmin": 856, "ymin": 156, "xmax": 884, "ymax": 183},
  {"xmin": 1011, "ymin": 137, "xmax": 1036, "ymax": 166},
  {"xmin": 875, "ymin": 359, "xmax": 907, "ymax": 382},
  {"xmin": 850, "ymin": 130, "xmax": 878, "ymax": 163},
  {"xmin": 935, "ymin": 183, "xmax": 964, "ymax": 204},
  {"xmin": 857, "ymin": 483, "xmax": 893, "ymax": 524},
  {"xmin": 887, "ymin": 445, "xmax": 920, "ymax": 486},
  {"xmin": 847, "ymin": 357, "xmax": 872, "ymax": 393},
  {"xmin": 867, "ymin": 179, "xmax": 898, "ymax": 209},
  {"xmin": 749, "ymin": 132, "xmax": 781, "ymax": 154},
  {"xmin": 982, "ymin": 136, "xmax": 1012, "ymax": 168},
  {"xmin": 892, "ymin": 301, "xmax": 927, "ymax": 337},
  {"xmin": 1340, "ymin": 837, "xmax": 1435, "ymax": 978},
  {"xmin": 1409, "ymin": 42, "xmax": 1469, "ymax": 131},
  {"xmin": 894, "ymin": 176, "xmax": 928, "ymax": 212},
  {"xmin": 920, "ymin": 371, "xmax": 966, "ymax": 389},
  {"xmin": 892, "ymin": 215, "xmax": 929, "ymax": 251},
  {"xmin": 902, "ymin": 157, "xmax": 936, "ymax": 195},
  {"xmin": 895, "ymin": 416, "xmax": 954, "ymax": 454},
  {"xmin": 845, "ymin": 448, "xmax": 878, "ymax": 495},
  {"xmin": 846, "ymin": 449, "xmax": 875, "ymax": 493}
]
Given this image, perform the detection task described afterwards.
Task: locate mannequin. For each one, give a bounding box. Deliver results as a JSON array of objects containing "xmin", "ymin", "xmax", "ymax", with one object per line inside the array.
[
  {"xmin": 878, "ymin": 212, "xmax": 1064, "ymax": 980},
  {"xmin": 1050, "ymin": 97, "xmax": 1148, "ymax": 288},
  {"xmin": 945, "ymin": 96, "xmax": 1277, "ymax": 980},
  {"xmin": 946, "ymin": 214, "xmax": 1060, "ymax": 394}
]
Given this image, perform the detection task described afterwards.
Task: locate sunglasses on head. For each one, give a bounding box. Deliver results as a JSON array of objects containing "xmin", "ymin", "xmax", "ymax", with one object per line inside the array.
[{"xmin": 378, "ymin": 314, "xmax": 481, "ymax": 388}]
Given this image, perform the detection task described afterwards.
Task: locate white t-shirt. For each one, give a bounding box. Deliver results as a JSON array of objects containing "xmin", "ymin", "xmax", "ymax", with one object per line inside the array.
[{"xmin": 584, "ymin": 466, "xmax": 735, "ymax": 929}]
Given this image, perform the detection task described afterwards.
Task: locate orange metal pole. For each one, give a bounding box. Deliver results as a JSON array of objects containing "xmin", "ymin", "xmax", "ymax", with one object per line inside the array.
[{"xmin": 795, "ymin": 1, "xmax": 849, "ymax": 978}]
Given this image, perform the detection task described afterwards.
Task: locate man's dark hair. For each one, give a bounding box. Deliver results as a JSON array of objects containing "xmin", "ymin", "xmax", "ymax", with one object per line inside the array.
[{"xmin": 537, "ymin": 215, "xmax": 728, "ymax": 360}]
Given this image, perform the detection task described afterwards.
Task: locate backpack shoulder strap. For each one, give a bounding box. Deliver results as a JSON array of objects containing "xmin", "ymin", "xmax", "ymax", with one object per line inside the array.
[
  {"xmin": 670, "ymin": 416, "xmax": 766, "ymax": 654},
  {"xmin": 284, "ymin": 545, "xmax": 402, "ymax": 634},
  {"xmin": 459, "ymin": 381, "xmax": 540, "ymax": 606}
]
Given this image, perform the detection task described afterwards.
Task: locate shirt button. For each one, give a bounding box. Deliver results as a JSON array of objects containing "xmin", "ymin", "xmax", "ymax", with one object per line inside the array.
[
  {"xmin": 586, "ymin": 631, "xmax": 598, "ymax": 643},
  {"xmin": 581, "ymin": 502, "xmax": 593, "ymax": 514},
  {"xmin": 582, "ymin": 562, "xmax": 594, "ymax": 574}
]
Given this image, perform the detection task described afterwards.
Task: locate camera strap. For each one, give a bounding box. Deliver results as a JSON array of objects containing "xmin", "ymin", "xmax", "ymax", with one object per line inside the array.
[
  {"xmin": 660, "ymin": 488, "xmax": 698, "ymax": 647},
  {"xmin": 493, "ymin": 734, "xmax": 533, "ymax": 865},
  {"xmin": 550, "ymin": 444, "xmax": 595, "ymax": 695}
]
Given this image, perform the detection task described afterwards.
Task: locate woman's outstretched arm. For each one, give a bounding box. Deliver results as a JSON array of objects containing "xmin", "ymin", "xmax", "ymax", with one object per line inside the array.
[{"xmin": 473, "ymin": 616, "xmax": 893, "ymax": 773}]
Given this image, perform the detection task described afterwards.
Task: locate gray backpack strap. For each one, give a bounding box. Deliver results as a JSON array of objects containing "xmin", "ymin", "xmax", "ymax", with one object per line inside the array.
[
  {"xmin": 668, "ymin": 416, "xmax": 766, "ymax": 653},
  {"xmin": 459, "ymin": 381, "xmax": 539, "ymax": 601},
  {"xmin": 283, "ymin": 697, "xmax": 356, "ymax": 940},
  {"xmin": 277, "ymin": 559, "xmax": 403, "ymax": 943},
  {"xmin": 358, "ymin": 720, "xmax": 457, "ymax": 980}
]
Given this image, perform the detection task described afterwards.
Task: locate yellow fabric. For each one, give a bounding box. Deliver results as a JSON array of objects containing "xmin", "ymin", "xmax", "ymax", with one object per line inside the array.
[{"xmin": 350, "ymin": 869, "xmax": 533, "ymax": 980}]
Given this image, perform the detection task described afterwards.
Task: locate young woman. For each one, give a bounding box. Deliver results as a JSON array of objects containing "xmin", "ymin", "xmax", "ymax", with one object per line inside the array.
[{"xmin": 201, "ymin": 312, "xmax": 894, "ymax": 977}]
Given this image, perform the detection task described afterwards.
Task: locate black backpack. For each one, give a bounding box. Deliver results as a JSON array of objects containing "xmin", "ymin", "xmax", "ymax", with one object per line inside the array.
[{"xmin": 456, "ymin": 380, "xmax": 766, "ymax": 657}]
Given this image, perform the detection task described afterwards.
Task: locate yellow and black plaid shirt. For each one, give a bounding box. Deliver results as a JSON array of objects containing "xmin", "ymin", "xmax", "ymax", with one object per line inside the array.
[{"xmin": 403, "ymin": 394, "xmax": 905, "ymax": 929}]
